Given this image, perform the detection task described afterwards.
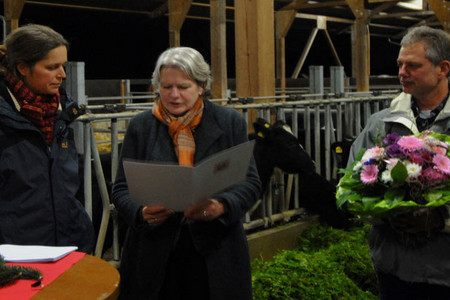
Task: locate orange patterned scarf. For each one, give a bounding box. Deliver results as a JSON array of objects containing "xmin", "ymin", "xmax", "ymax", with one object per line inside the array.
[{"xmin": 152, "ymin": 98, "xmax": 204, "ymax": 166}]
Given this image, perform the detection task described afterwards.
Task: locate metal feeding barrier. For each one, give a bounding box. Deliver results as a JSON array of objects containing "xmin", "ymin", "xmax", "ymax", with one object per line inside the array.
[
  {"xmin": 74, "ymin": 91, "xmax": 395, "ymax": 261},
  {"xmin": 65, "ymin": 60, "xmax": 398, "ymax": 260}
]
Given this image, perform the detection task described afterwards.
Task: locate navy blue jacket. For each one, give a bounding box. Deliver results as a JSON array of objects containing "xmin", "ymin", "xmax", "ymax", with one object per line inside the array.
[{"xmin": 0, "ymin": 79, "xmax": 95, "ymax": 253}]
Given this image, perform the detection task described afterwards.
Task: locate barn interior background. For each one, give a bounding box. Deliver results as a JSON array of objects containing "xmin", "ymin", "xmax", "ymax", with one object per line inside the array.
[{"xmin": 1, "ymin": 1, "xmax": 449, "ymax": 290}]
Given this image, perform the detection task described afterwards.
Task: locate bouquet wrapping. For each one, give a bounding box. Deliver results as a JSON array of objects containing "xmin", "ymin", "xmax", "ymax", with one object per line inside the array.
[{"xmin": 336, "ymin": 131, "xmax": 450, "ymax": 219}]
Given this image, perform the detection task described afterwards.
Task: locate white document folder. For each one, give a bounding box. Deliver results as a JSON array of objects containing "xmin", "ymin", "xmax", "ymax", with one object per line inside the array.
[
  {"xmin": 0, "ymin": 244, "xmax": 78, "ymax": 263},
  {"xmin": 123, "ymin": 140, "xmax": 255, "ymax": 211}
]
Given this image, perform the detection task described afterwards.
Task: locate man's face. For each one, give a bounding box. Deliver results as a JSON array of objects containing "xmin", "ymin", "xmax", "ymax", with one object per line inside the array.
[{"xmin": 397, "ymin": 41, "xmax": 445, "ymax": 100}]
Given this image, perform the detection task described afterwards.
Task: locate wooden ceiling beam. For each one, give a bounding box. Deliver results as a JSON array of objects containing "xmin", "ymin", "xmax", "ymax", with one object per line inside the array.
[
  {"xmin": 23, "ymin": 1, "xmax": 168, "ymax": 18},
  {"xmin": 280, "ymin": 0, "xmax": 308, "ymax": 11},
  {"xmin": 369, "ymin": 2, "xmax": 398, "ymax": 16},
  {"xmin": 4, "ymin": 0, "xmax": 24, "ymax": 34},
  {"xmin": 281, "ymin": 1, "xmax": 347, "ymax": 10},
  {"xmin": 426, "ymin": 0, "xmax": 450, "ymax": 32},
  {"xmin": 168, "ymin": 0, "xmax": 192, "ymax": 47},
  {"xmin": 371, "ymin": 10, "xmax": 435, "ymax": 19}
]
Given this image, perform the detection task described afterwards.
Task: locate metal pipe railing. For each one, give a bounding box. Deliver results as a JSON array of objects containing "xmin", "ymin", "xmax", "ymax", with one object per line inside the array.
[{"xmin": 76, "ymin": 92, "xmax": 395, "ymax": 260}]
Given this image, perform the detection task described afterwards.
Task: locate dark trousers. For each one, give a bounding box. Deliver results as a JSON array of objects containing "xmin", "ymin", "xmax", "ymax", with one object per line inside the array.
[
  {"xmin": 377, "ymin": 272, "xmax": 450, "ymax": 300},
  {"xmin": 159, "ymin": 225, "xmax": 210, "ymax": 300}
]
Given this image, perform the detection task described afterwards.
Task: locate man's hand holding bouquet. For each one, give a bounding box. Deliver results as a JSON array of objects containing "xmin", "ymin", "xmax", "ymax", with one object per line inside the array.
[{"xmin": 336, "ymin": 131, "xmax": 450, "ymax": 245}]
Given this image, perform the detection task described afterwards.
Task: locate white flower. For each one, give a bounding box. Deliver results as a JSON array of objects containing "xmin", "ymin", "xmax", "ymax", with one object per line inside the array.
[
  {"xmin": 384, "ymin": 158, "xmax": 399, "ymax": 171},
  {"xmin": 381, "ymin": 170, "xmax": 393, "ymax": 183},
  {"xmin": 361, "ymin": 146, "xmax": 384, "ymax": 162},
  {"xmin": 406, "ymin": 162, "xmax": 422, "ymax": 179},
  {"xmin": 353, "ymin": 161, "xmax": 363, "ymax": 172}
]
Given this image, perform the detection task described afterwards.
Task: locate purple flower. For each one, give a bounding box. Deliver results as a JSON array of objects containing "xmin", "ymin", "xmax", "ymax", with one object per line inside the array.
[
  {"xmin": 383, "ymin": 133, "xmax": 400, "ymax": 147},
  {"xmin": 385, "ymin": 143, "xmax": 403, "ymax": 158}
]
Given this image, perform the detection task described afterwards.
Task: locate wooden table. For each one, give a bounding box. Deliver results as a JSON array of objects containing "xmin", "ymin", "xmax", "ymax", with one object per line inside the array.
[{"xmin": 31, "ymin": 255, "xmax": 120, "ymax": 300}]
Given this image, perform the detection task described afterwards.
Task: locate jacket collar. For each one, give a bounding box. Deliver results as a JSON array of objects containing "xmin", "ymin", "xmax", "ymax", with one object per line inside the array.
[
  {"xmin": 383, "ymin": 90, "xmax": 450, "ymax": 134},
  {"xmin": 193, "ymin": 99, "xmax": 224, "ymax": 161}
]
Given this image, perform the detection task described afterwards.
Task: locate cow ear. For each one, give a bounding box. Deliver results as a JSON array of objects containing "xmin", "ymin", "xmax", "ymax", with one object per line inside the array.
[{"xmin": 253, "ymin": 118, "xmax": 271, "ymax": 139}]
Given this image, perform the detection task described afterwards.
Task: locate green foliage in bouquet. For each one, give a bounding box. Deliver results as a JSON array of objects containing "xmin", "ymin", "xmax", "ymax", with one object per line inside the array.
[
  {"xmin": 252, "ymin": 224, "xmax": 377, "ymax": 299},
  {"xmin": 336, "ymin": 131, "xmax": 450, "ymax": 217}
]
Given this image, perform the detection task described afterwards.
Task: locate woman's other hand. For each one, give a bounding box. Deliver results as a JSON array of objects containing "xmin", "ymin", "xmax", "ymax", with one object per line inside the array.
[
  {"xmin": 184, "ymin": 199, "xmax": 227, "ymax": 221},
  {"xmin": 142, "ymin": 205, "xmax": 174, "ymax": 226}
]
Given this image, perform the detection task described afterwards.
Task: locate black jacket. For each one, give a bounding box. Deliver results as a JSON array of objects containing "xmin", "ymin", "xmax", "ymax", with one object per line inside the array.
[
  {"xmin": 112, "ymin": 99, "xmax": 261, "ymax": 300},
  {"xmin": 0, "ymin": 79, "xmax": 95, "ymax": 253}
]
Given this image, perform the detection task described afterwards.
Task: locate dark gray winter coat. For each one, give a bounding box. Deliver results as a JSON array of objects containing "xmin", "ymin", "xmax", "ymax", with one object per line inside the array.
[{"xmin": 112, "ymin": 99, "xmax": 261, "ymax": 300}]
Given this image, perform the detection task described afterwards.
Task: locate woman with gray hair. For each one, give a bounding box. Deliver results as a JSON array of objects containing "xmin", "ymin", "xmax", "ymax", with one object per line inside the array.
[
  {"xmin": 112, "ymin": 47, "xmax": 261, "ymax": 300},
  {"xmin": 0, "ymin": 24, "xmax": 95, "ymax": 253}
]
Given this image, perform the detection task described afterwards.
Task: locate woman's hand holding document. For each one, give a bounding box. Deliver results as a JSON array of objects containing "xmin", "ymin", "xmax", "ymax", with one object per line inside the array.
[{"xmin": 123, "ymin": 140, "xmax": 255, "ymax": 212}]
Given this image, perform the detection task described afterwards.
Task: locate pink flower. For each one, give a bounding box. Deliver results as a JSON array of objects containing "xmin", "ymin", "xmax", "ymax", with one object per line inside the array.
[
  {"xmin": 362, "ymin": 146, "xmax": 384, "ymax": 162},
  {"xmin": 398, "ymin": 136, "xmax": 424, "ymax": 151},
  {"xmin": 422, "ymin": 167, "xmax": 447, "ymax": 182},
  {"xmin": 433, "ymin": 154, "xmax": 450, "ymax": 175},
  {"xmin": 431, "ymin": 144, "xmax": 448, "ymax": 156},
  {"xmin": 360, "ymin": 164, "xmax": 379, "ymax": 184}
]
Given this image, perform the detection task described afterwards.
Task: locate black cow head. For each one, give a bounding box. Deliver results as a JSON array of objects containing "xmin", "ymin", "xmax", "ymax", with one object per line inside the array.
[
  {"xmin": 252, "ymin": 118, "xmax": 315, "ymax": 189},
  {"xmin": 251, "ymin": 118, "xmax": 355, "ymax": 229}
]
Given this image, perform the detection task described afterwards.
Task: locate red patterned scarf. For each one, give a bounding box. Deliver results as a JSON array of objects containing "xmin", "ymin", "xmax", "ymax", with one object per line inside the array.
[
  {"xmin": 5, "ymin": 69, "xmax": 59, "ymax": 146},
  {"xmin": 152, "ymin": 98, "xmax": 204, "ymax": 166}
]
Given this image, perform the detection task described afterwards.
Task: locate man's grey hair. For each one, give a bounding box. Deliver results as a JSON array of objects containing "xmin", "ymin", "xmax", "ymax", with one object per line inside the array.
[{"xmin": 401, "ymin": 26, "xmax": 450, "ymax": 66}]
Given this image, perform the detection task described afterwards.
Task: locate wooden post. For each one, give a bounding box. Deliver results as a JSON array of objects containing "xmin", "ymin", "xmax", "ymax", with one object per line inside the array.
[
  {"xmin": 168, "ymin": 0, "xmax": 192, "ymax": 47},
  {"xmin": 275, "ymin": 10, "xmax": 296, "ymax": 97},
  {"xmin": 426, "ymin": 0, "xmax": 450, "ymax": 33},
  {"xmin": 235, "ymin": 0, "xmax": 275, "ymax": 126},
  {"xmin": 210, "ymin": 0, "xmax": 228, "ymax": 100},
  {"xmin": 347, "ymin": 0, "xmax": 370, "ymax": 92},
  {"xmin": 4, "ymin": 0, "xmax": 24, "ymax": 35}
]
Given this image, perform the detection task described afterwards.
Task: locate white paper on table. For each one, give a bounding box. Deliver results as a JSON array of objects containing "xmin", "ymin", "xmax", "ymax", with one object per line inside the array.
[
  {"xmin": 0, "ymin": 244, "xmax": 78, "ymax": 263},
  {"xmin": 123, "ymin": 140, "xmax": 255, "ymax": 211}
]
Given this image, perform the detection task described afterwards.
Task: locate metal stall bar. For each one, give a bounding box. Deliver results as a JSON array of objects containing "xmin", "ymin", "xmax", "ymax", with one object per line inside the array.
[
  {"xmin": 83, "ymin": 122, "xmax": 92, "ymax": 219},
  {"xmin": 90, "ymin": 125, "xmax": 112, "ymax": 258},
  {"xmin": 110, "ymin": 118, "xmax": 120, "ymax": 261}
]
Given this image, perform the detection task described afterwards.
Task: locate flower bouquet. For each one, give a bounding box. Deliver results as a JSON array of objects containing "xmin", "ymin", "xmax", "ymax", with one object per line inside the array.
[{"xmin": 336, "ymin": 131, "xmax": 450, "ymax": 220}]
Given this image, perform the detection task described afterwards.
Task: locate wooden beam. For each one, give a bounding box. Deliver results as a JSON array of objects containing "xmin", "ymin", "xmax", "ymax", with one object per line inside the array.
[
  {"xmin": 4, "ymin": 0, "xmax": 24, "ymax": 34},
  {"xmin": 291, "ymin": 28, "xmax": 318, "ymax": 79},
  {"xmin": 235, "ymin": 0, "xmax": 275, "ymax": 126},
  {"xmin": 276, "ymin": 10, "xmax": 296, "ymax": 93},
  {"xmin": 322, "ymin": 29, "xmax": 343, "ymax": 68},
  {"xmin": 426, "ymin": 0, "xmax": 450, "ymax": 32},
  {"xmin": 369, "ymin": 2, "xmax": 398, "ymax": 16},
  {"xmin": 280, "ymin": 0, "xmax": 308, "ymax": 11},
  {"xmin": 168, "ymin": 0, "xmax": 192, "ymax": 47},
  {"xmin": 210, "ymin": 0, "xmax": 228, "ymax": 99},
  {"xmin": 368, "ymin": 0, "xmax": 400, "ymax": 2},
  {"xmin": 24, "ymin": 0, "xmax": 168, "ymax": 18},
  {"xmin": 281, "ymin": 0, "xmax": 347, "ymax": 11},
  {"xmin": 347, "ymin": 0, "xmax": 370, "ymax": 92},
  {"xmin": 276, "ymin": 10, "xmax": 296, "ymax": 39},
  {"xmin": 351, "ymin": 21, "xmax": 370, "ymax": 91}
]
